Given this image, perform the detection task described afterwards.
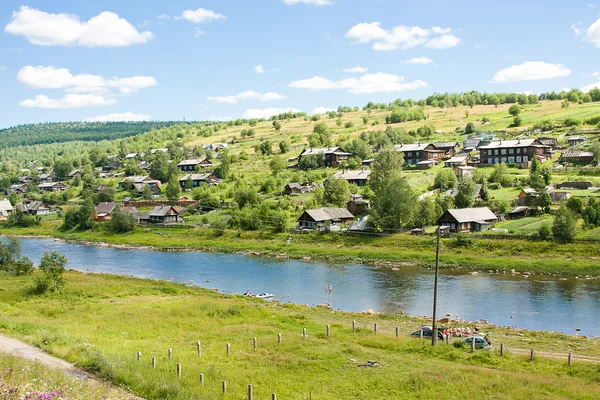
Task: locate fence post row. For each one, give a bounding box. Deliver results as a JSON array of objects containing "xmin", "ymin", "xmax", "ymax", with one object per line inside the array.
[
  {"xmin": 352, "ymin": 320, "xmax": 356, "ymax": 332},
  {"xmin": 327, "ymin": 325, "xmax": 330, "ymax": 338},
  {"xmin": 568, "ymin": 352, "xmax": 573, "ymax": 366},
  {"xmin": 177, "ymin": 363, "xmax": 181, "ymax": 378},
  {"xmin": 197, "ymin": 341, "xmax": 201, "ymax": 357},
  {"xmin": 168, "ymin": 348, "xmax": 172, "ymax": 360}
]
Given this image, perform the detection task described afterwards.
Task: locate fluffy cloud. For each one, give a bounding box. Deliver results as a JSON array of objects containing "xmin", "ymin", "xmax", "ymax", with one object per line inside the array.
[
  {"xmin": 17, "ymin": 66, "xmax": 157, "ymax": 94},
  {"xmin": 207, "ymin": 91, "xmax": 287, "ymax": 104},
  {"xmin": 204, "ymin": 116, "xmax": 233, "ymax": 122},
  {"xmin": 345, "ymin": 22, "xmax": 460, "ymax": 51},
  {"xmin": 20, "ymin": 94, "xmax": 117, "ymax": 109},
  {"xmin": 243, "ymin": 107, "xmax": 301, "ymax": 119},
  {"xmin": 312, "ymin": 106, "xmax": 336, "ymax": 114},
  {"xmin": 289, "ymin": 72, "xmax": 428, "ymax": 94},
  {"xmin": 4, "ymin": 6, "xmax": 152, "ymax": 47},
  {"xmin": 254, "ymin": 65, "xmax": 266, "ymax": 74},
  {"xmin": 490, "ymin": 61, "xmax": 571, "ymax": 83},
  {"xmin": 405, "ymin": 56, "xmax": 433, "ymax": 65},
  {"xmin": 84, "ymin": 112, "xmax": 152, "ymax": 122},
  {"xmin": 177, "ymin": 8, "xmax": 225, "ymax": 23},
  {"xmin": 283, "ymin": 0, "xmax": 333, "ymax": 6},
  {"xmin": 584, "ymin": 18, "xmax": 600, "ymax": 46},
  {"xmin": 582, "ymin": 81, "xmax": 600, "ymax": 93},
  {"xmin": 342, "ymin": 66, "xmax": 368, "ymax": 73}
]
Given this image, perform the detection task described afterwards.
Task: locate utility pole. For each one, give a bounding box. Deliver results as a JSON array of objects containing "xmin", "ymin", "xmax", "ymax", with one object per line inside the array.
[{"xmin": 432, "ymin": 226, "xmax": 440, "ymax": 346}]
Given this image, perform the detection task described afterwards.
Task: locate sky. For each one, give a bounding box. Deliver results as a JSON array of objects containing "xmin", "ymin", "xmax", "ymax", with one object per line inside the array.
[{"xmin": 0, "ymin": 0, "xmax": 599, "ymax": 128}]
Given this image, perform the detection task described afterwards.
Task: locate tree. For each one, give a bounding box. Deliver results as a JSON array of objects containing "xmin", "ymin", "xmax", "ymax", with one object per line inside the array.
[
  {"xmin": 552, "ymin": 206, "xmax": 577, "ymax": 242},
  {"xmin": 512, "ymin": 116, "xmax": 522, "ymax": 127},
  {"xmin": 540, "ymin": 192, "xmax": 552, "ymax": 214},
  {"xmin": 107, "ymin": 207, "xmax": 136, "ymax": 233},
  {"xmin": 566, "ymin": 197, "xmax": 584, "ymax": 215},
  {"xmin": 508, "ymin": 104, "xmax": 521, "ymax": 117},
  {"xmin": 37, "ymin": 251, "xmax": 68, "ymax": 292},
  {"xmin": 259, "ymin": 140, "xmax": 273, "ymax": 155},
  {"xmin": 272, "ymin": 120, "xmax": 281, "ymax": 131},
  {"xmin": 214, "ymin": 150, "xmax": 230, "ymax": 179},
  {"xmin": 96, "ymin": 186, "xmax": 115, "ymax": 203},
  {"xmin": 433, "ymin": 169, "xmax": 457, "ymax": 190},
  {"xmin": 323, "ymin": 177, "xmax": 351, "ymax": 207},
  {"xmin": 491, "ymin": 95, "xmax": 500, "ymax": 108},
  {"xmin": 370, "ymin": 175, "xmax": 416, "ymax": 231},
  {"xmin": 142, "ymin": 184, "xmax": 153, "ymax": 200},
  {"xmin": 411, "ymin": 198, "xmax": 438, "ymax": 228},
  {"xmin": 489, "ymin": 163, "xmax": 513, "ymax": 187},
  {"xmin": 150, "ymin": 151, "xmax": 170, "ymax": 182},
  {"xmin": 53, "ymin": 159, "xmax": 72, "ymax": 180},
  {"xmin": 454, "ymin": 179, "xmax": 477, "ymax": 208},
  {"xmin": 583, "ymin": 198, "xmax": 600, "ymax": 227},
  {"xmin": 299, "ymin": 154, "xmax": 325, "ymax": 170},
  {"xmin": 0, "ymin": 237, "xmax": 33, "ymax": 276},
  {"xmin": 279, "ymin": 140, "xmax": 290, "ymax": 154},
  {"xmin": 77, "ymin": 197, "xmax": 96, "ymax": 230},
  {"xmin": 537, "ymin": 223, "xmax": 552, "ymax": 241},
  {"xmin": 166, "ymin": 174, "xmax": 181, "ymax": 203},
  {"xmin": 591, "ymin": 141, "xmax": 600, "ymax": 165},
  {"xmin": 234, "ymin": 186, "xmax": 259, "ymax": 208},
  {"xmin": 269, "ymin": 155, "xmax": 286, "ymax": 176},
  {"xmin": 370, "ymin": 146, "xmax": 403, "ymax": 194},
  {"xmin": 464, "ymin": 122, "xmax": 476, "ymax": 134},
  {"xmin": 185, "ymin": 175, "xmax": 194, "ymax": 191}
]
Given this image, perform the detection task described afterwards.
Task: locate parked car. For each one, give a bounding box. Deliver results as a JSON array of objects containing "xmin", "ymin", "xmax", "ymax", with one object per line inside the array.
[
  {"xmin": 464, "ymin": 335, "xmax": 492, "ymax": 350},
  {"xmin": 408, "ymin": 325, "xmax": 445, "ymax": 340}
]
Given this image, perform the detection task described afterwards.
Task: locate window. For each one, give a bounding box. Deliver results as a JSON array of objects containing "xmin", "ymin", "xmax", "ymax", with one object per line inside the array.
[
  {"xmin": 494, "ymin": 149, "xmax": 499, "ymax": 155},
  {"xmin": 501, "ymin": 149, "xmax": 506, "ymax": 155},
  {"xmin": 488, "ymin": 158, "xmax": 492, "ymax": 164},
  {"xmin": 501, "ymin": 157, "xmax": 507, "ymax": 163},
  {"xmin": 516, "ymin": 156, "xmax": 522, "ymax": 162},
  {"xmin": 508, "ymin": 157, "xmax": 514, "ymax": 163},
  {"xmin": 523, "ymin": 156, "xmax": 528, "ymax": 162},
  {"xmin": 508, "ymin": 148, "xmax": 514, "ymax": 154}
]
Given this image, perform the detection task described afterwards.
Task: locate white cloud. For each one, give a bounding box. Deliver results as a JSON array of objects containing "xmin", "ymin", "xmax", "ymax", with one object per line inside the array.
[
  {"xmin": 20, "ymin": 94, "xmax": 117, "ymax": 109},
  {"xmin": 283, "ymin": 0, "xmax": 333, "ymax": 6},
  {"xmin": 204, "ymin": 116, "xmax": 233, "ymax": 121},
  {"xmin": 254, "ymin": 65, "xmax": 266, "ymax": 74},
  {"xmin": 582, "ymin": 81, "xmax": 600, "ymax": 93},
  {"xmin": 592, "ymin": 72, "xmax": 600, "ymax": 78},
  {"xmin": 158, "ymin": 14, "xmax": 171, "ymax": 20},
  {"xmin": 17, "ymin": 66, "xmax": 157, "ymax": 94},
  {"xmin": 312, "ymin": 106, "xmax": 336, "ymax": 114},
  {"xmin": 345, "ymin": 22, "xmax": 460, "ymax": 51},
  {"xmin": 84, "ymin": 112, "xmax": 152, "ymax": 122},
  {"xmin": 405, "ymin": 56, "xmax": 433, "ymax": 65},
  {"xmin": 584, "ymin": 18, "xmax": 600, "ymax": 47},
  {"xmin": 177, "ymin": 8, "xmax": 225, "ymax": 23},
  {"xmin": 289, "ymin": 72, "xmax": 428, "ymax": 94},
  {"xmin": 4, "ymin": 6, "xmax": 152, "ymax": 47},
  {"xmin": 342, "ymin": 66, "xmax": 368, "ymax": 73},
  {"xmin": 207, "ymin": 90, "xmax": 287, "ymax": 104},
  {"xmin": 243, "ymin": 107, "xmax": 301, "ymax": 119},
  {"xmin": 490, "ymin": 61, "xmax": 571, "ymax": 83},
  {"xmin": 194, "ymin": 28, "xmax": 207, "ymax": 38},
  {"xmin": 572, "ymin": 24, "xmax": 583, "ymax": 37},
  {"xmin": 520, "ymin": 91, "xmax": 533, "ymax": 95}
]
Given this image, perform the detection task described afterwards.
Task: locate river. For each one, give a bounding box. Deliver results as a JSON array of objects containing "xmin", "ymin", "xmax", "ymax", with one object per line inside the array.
[{"xmin": 18, "ymin": 238, "xmax": 600, "ymax": 336}]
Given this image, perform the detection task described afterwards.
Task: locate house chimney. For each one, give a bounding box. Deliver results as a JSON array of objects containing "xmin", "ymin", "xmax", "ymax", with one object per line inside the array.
[{"xmin": 417, "ymin": 141, "xmax": 420, "ymax": 146}]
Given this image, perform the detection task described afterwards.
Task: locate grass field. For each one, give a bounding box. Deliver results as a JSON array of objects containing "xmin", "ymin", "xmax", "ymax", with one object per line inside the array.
[{"xmin": 2, "ymin": 271, "xmax": 600, "ymax": 399}]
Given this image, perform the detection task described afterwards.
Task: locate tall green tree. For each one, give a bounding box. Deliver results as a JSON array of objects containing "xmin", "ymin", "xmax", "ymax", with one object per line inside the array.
[
  {"xmin": 508, "ymin": 104, "xmax": 521, "ymax": 116},
  {"xmin": 166, "ymin": 175, "xmax": 181, "ymax": 204},
  {"xmin": 370, "ymin": 146, "xmax": 403, "ymax": 194},
  {"xmin": 552, "ymin": 206, "xmax": 577, "ymax": 242},
  {"xmin": 370, "ymin": 175, "xmax": 416, "ymax": 231},
  {"xmin": 269, "ymin": 155, "xmax": 286, "ymax": 176},
  {"xmin": 38, "ymin": 251, "xmax": 68, "ymax": 292},
  {"xmin": 323, "ymin": 177, "xmax": 351, "ymax": 207},
  {"xmin": 433, "ymin": 169, "xmax": 457, "ymax": 190},
  {"xmin": 454, "ymin": 179, "xmax": 477, "ymax": 208}
]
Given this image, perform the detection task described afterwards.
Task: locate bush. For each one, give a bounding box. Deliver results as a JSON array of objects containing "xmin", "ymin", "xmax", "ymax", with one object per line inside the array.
[
  {"xmin": 465, "ymin": 122, "xmax": 476, "ymax": 134},
  {"xmin": 564, "ymin": 118, "xmax": 581, "ymax": 127},
  {"xmin": 512, "ymin": 116, "xmax": 522, "ymax": 127},
  {"xmin": 537, "ymin": 223, "xmax": 552, "ymax": 241}
]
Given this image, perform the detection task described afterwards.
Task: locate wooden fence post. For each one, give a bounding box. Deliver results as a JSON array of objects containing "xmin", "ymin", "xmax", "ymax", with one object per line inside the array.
[
  {"xmin": 222, "ymin": 380, "xmax": 227, "ymax": 394},
  {"xmin": 278, "ymin": 333, "xmax": 282, "ymax": 344},
  {"xmin": 197, "ymin": 341, "xmax": 201, "ymax": 357},
  {"xmin": 248, "ymin": 384, "xmax": 253, "ymax": 400},
  {"xmin": 352, "ymin": 320, "xmax": 356, "ymax": 332},
  {"xmin": 177, "ymin": 363, "xmax": 181, "ymax": 378},
  {"xmin": 530, "ymin": 348, "xmax": 535, "ymax": 361},
  {"xmin": 227, "ymin": 343, "xmax": 231, "ymax": 355},
  {"xmin": 500, "ymin": 343, "xmax": 504, "ymax": 356},
  {"xmin": 327, "ymin": 325, "xmax": 330, "ymax": 338},
  {"xmin": 272, "ymin": 394, "xmax": 277, "ymax": 400},
  {"xmin": 471, "ymin": 336, "xmax": 475, "ymax": 352},
  {"xmin": 374, "ymin": 323, "xmax": 378, "ymax": 335},
  {"xmin": 303, "ymin": 328, "xmax": 307, "ymax": 339},
  {"xmin": 168, "ymin": 348, "xmax": 172, "ymax": 360},
  {"xmin": 568, "ymin": 352, "xmax": 573, "ymax": 366},
  {"xmin": 420, "ymin": 328, "xmax": 423, "ymax": 342},
  {"xmin": 254, "ymin": 337, "xmax": 257, "ymax": 350},
  {"xmin": 445, "ymin": 334, "xmax": 449, "ymax": 345},
  {"xmin": 396, "ymin": 326, "xmax": 399, "ymax": 337},
  {"xmin": 137, "ymin": 351, "xmax": 141, "ymax": 361},
  {"xmin": 200, "ymin": 373, "xmax": 204, "ymax": 387},
  {"xmin": 152, "ymin": 357, "xmax": 156, "ymax": 368}
]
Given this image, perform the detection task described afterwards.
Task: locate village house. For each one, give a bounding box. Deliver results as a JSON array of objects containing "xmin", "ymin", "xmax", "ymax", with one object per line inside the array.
[
  {"xmin": 517, "ymin": 187, "xmax": 572, "ymax": 206},
  {"xmin": 177, "ymin": 158, "xmax": 213, "ymax": 172},
  {"xmin": 479, "ymin": 138, "xmax": 550, "ymax": 166},
  {"xmin": 332, "ymin": 169, "xmax": 372, "ymax": 186},
  {"xmin": 150, "ymin": 148, "xmax": 169, "ymax": 154},
  {"xmin": 95, "ymin": 202, "xmax": 118, "ymax": 222},
  {"xmin": 139, "ymin": 161, "xmax": 152, "ymax": 171},
  {"xmin": 346, "ymin": 194, "xmax": 370, "ymax": 216},
  {"xmin": 434, "ymin": 141, "xmax": 461, "ymax": 157},
  {"xmin": 560, "ymin": 151, "xmax": 594, "ymax": 164},
  {"xmin": 133, "ymin": 181, "xmax": 161, "ymax": 195},
  {"xmin": 149, "ymin": 205, "xmax": 181, "ymax": 224},
  {"xmin": 438, "ymin": 207, "xmax": 498, "ymax": 233},
  {"xmin": 121, "ymin": 206, "xmax": 149, "ymax": 224},
  {"xmin": 38, "ymin": 173, "xmax": 54, "ymax": 182},
  {"xmin": 395, "ymin": 142, "xmax": 444, "ymax": 168},
  {"xmin": 297, "ymin": 147, "xmax": 352, "ymax": 168},
  {"xmin": 125, "ymin": 153, "xmax": 144, "ymax": 160},
  {"xmin": 0, "ymin": 198, "xmax": 14, "ymax": 220},
  {"xmin": 445, "ymin": 154, "xmax": 469, "ymax": 167},
  {"xmin": 38, "ymin": 182, "xmax": 69, "ymax": 192},
  {"xmin": 462, "ymin": 138, "xmax": 482, "ymax": 152},
  {"xmin": 68, "ymin": 169, "xmax": 81, "ymax": 179},
  {"xmin": 179, "ymin": 173, "xmax": 220, "ymax": 188},
  {"xmin": 567, "ymin": 136, "xmax": 588, "ymax": 146},
  {"xmin": 297, "ymin": 207, "xmax": 354, "ymax": 229},
  {"xmin": 455, "ymin": 166, "xmax": 476, "ymax": 180},
  {"xmin": 17, "ymin": 200, "xmax": 50, "ymax": 216},
  {"xmin": 537, "ymin": 137, "xmax": 558, "ymax": 150},
  {"xmin": 119, "ymin": 176, "xmax": 155, "ymax": 189},
  {"xmin": 509, "ymin": 206, "xmax": 531, "ymax": 219},
  {"xmin": 5, "ymin": 184, "xmax": 28, "ymax": 195},
  {"xmin": 285, "ymin": 182, "xmax": 303, "ymax": 195}
]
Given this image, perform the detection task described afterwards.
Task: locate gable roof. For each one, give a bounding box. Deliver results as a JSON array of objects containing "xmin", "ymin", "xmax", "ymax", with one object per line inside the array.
[
  {"xmin": 561, "ymin": 151, "xmax": 594, "ymax": 158},
  {"xmin": 120, "ymin": 175, "xmax": 151, "ymax": 184},
  {"xmin": 177, "ymin": 158, "xmax": 211, "ymax": 166},
  {"xmin": 0, "ymin": 198, "xmax": 13, "ymax": 212},
  {"xmin": 395, "ymin": 142, "xmax": 441, "ymax": 152},
  {"xmin": 149, "ymin": 205, "xmax": 180, "ymax": 217},
  {"xmin": 434, "ymin": 141, "xmax": 459, "ymax": 149},
  {"xmin": 96, "ymin": 202, "xmax": 118, "ymax": 215},
  {"xmin": 332, "ymin": 169, "xmax": 372, "ymax": 181},
  {"xmin": 479, "ymin": 138, "xmax": 547, "ymax": 150},
  {"xmin": 463, "ymin": 138, "xmax": 482, "ymax": 148},
  {"xmin": 179, "ymin": 173, "xmax": 218, "ymax": 182},
  {"xmin": 442, "ymin": 207, "xmax": 497, "ymax": 223},
  {"xmin": 300, "ymin": 147, "xmax": 349, "ymax": 156},
  {"xmin": 302, "ymin": 207, "xmax": 354, "ymax": 222}
]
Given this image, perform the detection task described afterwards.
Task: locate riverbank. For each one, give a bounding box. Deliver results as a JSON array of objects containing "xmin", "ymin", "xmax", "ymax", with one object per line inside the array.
[
  {"xmin": 2, "ymin": 221, "xmax": 600, "ymax": 277},
  {"xmin": 1, "ymin": 270, "xmax": 600, "ymax": 399}
]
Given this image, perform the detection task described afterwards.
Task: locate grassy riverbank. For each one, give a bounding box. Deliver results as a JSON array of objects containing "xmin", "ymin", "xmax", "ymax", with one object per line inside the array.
[
  {"xmin": 2, "ymin": 221, "xmax": 600, "ymax": 277},
  {"xmin": 1, "ymin": 271, "xmax": 600, "ymax": 399}
]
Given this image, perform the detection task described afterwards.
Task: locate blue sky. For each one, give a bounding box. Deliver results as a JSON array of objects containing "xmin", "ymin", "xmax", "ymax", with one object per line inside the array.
[{"xmin": 1, "ymin": 0, "xmax": 599, "ymax": 128}]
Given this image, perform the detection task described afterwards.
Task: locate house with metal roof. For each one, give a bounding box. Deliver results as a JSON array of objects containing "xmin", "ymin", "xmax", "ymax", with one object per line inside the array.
[
  {"xmin": 149, "ymin": 205, "xmax": 181, "ymax": 224},
  {"xmin": 394, "ymin": 142, "xmax": 444, "ymax": 168},
  {"xmin": 179, "ymin": 173, "xmax": 220, "ymax": 188},
  {"xmin": 560, "ymin": 150, "xmax": 594, "ymax": 164},
  {"xmin": 332, "ymin": 169, "xmax": 372, "ymax": 186},
  {"xmin": 177, "ymin": 158, "xmax": 214, "ymax": 172},
  {"xmin": 297, "ymin": 207, "xmax": 354, "ymax": 229},
  {"xmin": 38, "ymin": 182, "xmax": 69, "ymax": 192},
  {"xmin": 434, "ymin": 141, "xmax": 460, "ymax": 156},
  {"xmin": 438, "ymin": 207, "xmax": 497, "ymax": 232},
  {"xmin": 297, "ymin": 146, "xmax": 352, "ymax": 168},
  {"xmin": 479, "ymin": 138, "xmax": 550, "ymax": 165},
  {"xmin": 0, "ymin": 198, "xmax": 14, "ymax": 220},
  {"xmin": 95, "ymin": 202, "xmax": 118, "ymax": 222},
  {"xmin": 17, "ymin": 200, "xmax": 50, "ymax": 216},
  {"xmin": 445, "ymin": 154, "xmax": 469, "ymax": 167}
]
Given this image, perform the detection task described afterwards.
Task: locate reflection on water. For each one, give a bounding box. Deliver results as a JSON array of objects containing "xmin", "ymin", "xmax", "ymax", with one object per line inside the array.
[{"xmin": 19, "ymin": 238, "xmax": 600, "ymax": 336}]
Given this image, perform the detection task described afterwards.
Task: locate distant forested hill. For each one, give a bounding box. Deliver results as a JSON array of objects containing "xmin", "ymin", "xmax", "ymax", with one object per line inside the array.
[{"xmin": 0, "ymin": 121, "xmax": 186, "ymax": 148}]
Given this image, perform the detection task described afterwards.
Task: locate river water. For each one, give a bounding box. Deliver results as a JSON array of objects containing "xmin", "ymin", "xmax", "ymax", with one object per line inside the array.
[{"xmin": 18, "ymin": 238, "xmax": 600, "ymax": 336}]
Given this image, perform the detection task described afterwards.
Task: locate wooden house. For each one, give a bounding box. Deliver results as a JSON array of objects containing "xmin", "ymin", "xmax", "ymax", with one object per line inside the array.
[
  {"xmin": 560, "ymin": 151, "xmax": 594, "ymax": 164},
  {"xmin": 394, "ymin": 142, "xmax": 444, "ymax": 168},
  {"xmin": 0, "ymin": 198, "xmax": 14, "ymax": 220},
  {"xmin": 178, "ymin": 173, "xmax": 220, "ymax": 188},
  {"xmin": 445, "ymin": 154, "xmax": 469, "ymax": 167},
  {"xmin": 567, "ymin": 136, "xmax": 588, "ymax": 146},
  {"xmin": 509, "ymin": 206, "xmax": 531, "ymax": 219},
  {"xmin": 285, "ymin": 182, "xmax": 303, "ymax": 195},
  {"xmin": 95, "ymin": 202, "xmax": 118, "ymax": 222},
  {"xmin": 434, "ymin": 141, "xmax": 461, "ymax": 157},
  {"xmin": 177, "ymin": 158, "xmax": 213, "ymax": 172},
  {"xmin": 297, "ymin": 147, "xmax": 352, "ymax": 168},
  {"xmin": 119, "ymin": 176, "xmax": 154, "ymax": 189},
  {"xmin": 149, "ymin": 205, "xmax": 181, "ymax": 224},
  {"xmin": 438, "ymin": 207, "xmax": 497, "ymax": 233},
  {"xmin": 332, "ymin": 169, "xmax": 372, "ymax": 186},
  {"xmin": 38, "ymin": 182, "xmax": 69, "ymax": 192},
  {"xmin": 297, "ymin": 207, "xmax": 354, "ymax": 229},
  {"xmin": 17, "ymin": 200, "xmax": 49, "ymax": 216},
  {"xmin": 346, "ymin": 194, "xmax": 370, "ymax": 216},
  {"xmin": 479, "ymin": 138, "xmax": 550, "ymax": 166}
]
